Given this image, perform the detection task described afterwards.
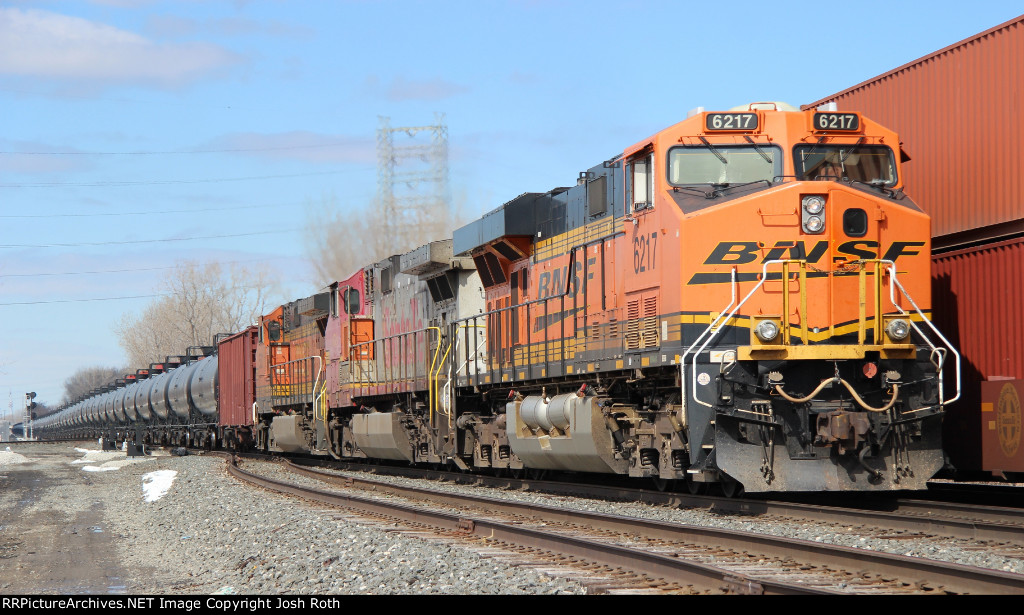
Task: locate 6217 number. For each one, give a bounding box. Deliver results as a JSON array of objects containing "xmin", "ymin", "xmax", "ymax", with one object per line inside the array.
[
  {"xmin": 633, "ymin": 232, "xmax": 658, "ymax": 273},
  {"xmin": 814, "ymin": 112, "xmax": 860, "ymax": 131},
  {"xmin": 705, "ymin": 112, "xmax": 758, "ymax": 131}
]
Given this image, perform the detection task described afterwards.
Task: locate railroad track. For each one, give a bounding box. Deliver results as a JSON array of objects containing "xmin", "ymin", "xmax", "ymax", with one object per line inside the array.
[
  {"xmin": 284, "ymin": 455, "xmax": 1024, "ymax": 544},
  {"xmin": 221, "ymin": 454, "xmax": 1024, "ymax": 594}
]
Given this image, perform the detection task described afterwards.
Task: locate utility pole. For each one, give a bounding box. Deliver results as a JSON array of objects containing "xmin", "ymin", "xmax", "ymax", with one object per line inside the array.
[{"xmin": 377, "ymin": 113, "xmax": 450, "ymax": 246}]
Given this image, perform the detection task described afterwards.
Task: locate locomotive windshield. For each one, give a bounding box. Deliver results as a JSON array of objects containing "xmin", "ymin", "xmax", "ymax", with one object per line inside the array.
[
  {"xmin": 668, "ymin": 144, "xmax": 782, "ymax": 186},
  {"xmin": 794, "ymin": 144, "xmax": 897, "ymax": 185}
]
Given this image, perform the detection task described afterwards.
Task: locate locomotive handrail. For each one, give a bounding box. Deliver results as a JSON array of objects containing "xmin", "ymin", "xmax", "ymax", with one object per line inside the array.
[
  {"xmin": 441, "ymin": 323, "xmax": 487, "ymax": 426},
  {"xmin": 884, "ymin": 262, "xmax": 962, "ymax": 408},
  {"xmin": 452, "ymin": 286, "xmax": 581, "ymax": 378},
  {"xmin": 682, "ymin": 259, "xmax": 961, "ymax": 413},
  {"xmin": 427, "ymin": 326, "xmax": 441, "ymax": 427},
  {"xmin": 434, "ymin": 328, "xmax": 458, "ymax": 426},
  {"xmin": 268, "ymin": 355, "xmax": 320, "ymax": 401},
  {"xmin": 681, "ymin": 267, "xmax": 739, "ymax": 410},
  {"xmin": 686, "ymin": 259, "xmax": 816, "ymax": 409},
  {"xmin": 349, "ymin": 325, "xmax": 435, "ymax": 391}
]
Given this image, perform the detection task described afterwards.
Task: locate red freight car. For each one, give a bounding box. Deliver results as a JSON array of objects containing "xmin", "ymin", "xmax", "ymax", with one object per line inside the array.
[
  {"xmin": 932, "ymin": 237, "xmax": 1024, "ymax": 474},
  {"xmin": 980, "ymin": 379, "xmax": 1024, "ymax": 479},
  {"xmin": 217, "ymin": 326, "xmax": 259, "ymax": 450}
]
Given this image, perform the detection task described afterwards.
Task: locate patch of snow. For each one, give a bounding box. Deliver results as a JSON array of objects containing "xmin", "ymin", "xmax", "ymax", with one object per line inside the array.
[
  {"xmin": 82, "ymin": 465, "xmax": 120, "ymax": 472},
  {"xmin": 0, "ymin": 450, "xmax": 29, "ymax": 465},
  {"xmin": 142, "ymin": 470, "xmax": 177, "ymax": 502},
  {"xmin": 72, "ymin": 447, "xmax": 153, "ymax": 471}
]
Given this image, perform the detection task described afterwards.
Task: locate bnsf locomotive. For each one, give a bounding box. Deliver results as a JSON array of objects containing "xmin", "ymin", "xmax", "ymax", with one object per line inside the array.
[{"xmin": 38, "ymin": 102, "xmax": 960, "ymax": 494}]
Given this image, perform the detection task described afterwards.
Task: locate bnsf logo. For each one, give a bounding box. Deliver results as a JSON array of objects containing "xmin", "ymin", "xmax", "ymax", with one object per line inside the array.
[{"xmin": 703, "ymin": 240, "xmax": 925, "ymax": 265}]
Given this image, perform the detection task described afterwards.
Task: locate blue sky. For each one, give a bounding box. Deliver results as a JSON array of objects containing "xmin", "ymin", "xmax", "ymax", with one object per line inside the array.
[{"xmin": 1, "ymin": 0, "xmax": 1020, "ymax": 414}]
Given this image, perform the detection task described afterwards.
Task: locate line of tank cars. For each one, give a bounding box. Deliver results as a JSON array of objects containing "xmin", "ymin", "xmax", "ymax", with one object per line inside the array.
[{"xmin": 37, "ymin": 103, "xmax": 961, "ymax": 494}]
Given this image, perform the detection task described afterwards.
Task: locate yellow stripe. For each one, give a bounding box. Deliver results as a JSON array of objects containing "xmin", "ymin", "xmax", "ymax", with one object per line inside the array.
[{"xmin": 534, "ymin": 217, "xmax": 622, "ymax": 261}]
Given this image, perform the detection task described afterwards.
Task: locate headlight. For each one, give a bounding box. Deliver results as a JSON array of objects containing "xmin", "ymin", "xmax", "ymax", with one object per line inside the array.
[
  {"xmin": 885, "ymin": 318, "xmax": 910, "ymax": 341},
  {"xmin": 754, "ymin": 319, "xmax": 780, "ymax": 342},
  {"xmin": 801, "ymin": 195, "xmax": 826, "ymax": 234},
  {"xmin": 802, "ymin": 195, "xmax": 826, "ymax": 214}
]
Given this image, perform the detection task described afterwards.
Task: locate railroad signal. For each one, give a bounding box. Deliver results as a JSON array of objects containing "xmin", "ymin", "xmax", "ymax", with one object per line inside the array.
[{"xmin": 25, "ymin": 392, "xmax": 36, "ymax": 410}]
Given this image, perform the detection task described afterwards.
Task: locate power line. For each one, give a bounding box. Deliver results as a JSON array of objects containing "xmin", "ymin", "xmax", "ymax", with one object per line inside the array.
[
  {"xmin": 0, "ymin": 228, "xmax": 300, "ymax": 249},
  {"xmin": 0, "ymin": 170, "xmax": 349, "ymax": 188},
  {"xmin": 0, "ymin": 203, "xmax": 291, "ymax": 219},
  {"xmin": 0, "ymin": 142, "xmax": 361, "ymax": 156},
  {"xmin": 0, "ymin": 257, "xmax": 272, "ymax": 278},
  {"xmin": 0, "ymin": 294, "xmax": 167, "ymax": 306}
]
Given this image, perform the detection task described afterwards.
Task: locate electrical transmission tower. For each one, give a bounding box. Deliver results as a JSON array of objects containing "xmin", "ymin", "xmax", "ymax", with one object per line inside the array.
[{"xmin": 377, "ymin": 113, "xmax": 450, "ymax": 246}]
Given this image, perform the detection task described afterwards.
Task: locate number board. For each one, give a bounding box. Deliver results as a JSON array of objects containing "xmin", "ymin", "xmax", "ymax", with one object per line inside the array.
[
  {"xmin": 705, "ymin": 112, "xmax": 758, "ymax": 132},
  {"xmin": 813, "ymin": 112, "xmax": 860, "ymax": 132}
]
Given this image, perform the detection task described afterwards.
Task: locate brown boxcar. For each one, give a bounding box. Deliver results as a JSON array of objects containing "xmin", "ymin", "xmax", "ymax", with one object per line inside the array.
[
  {"xmin": 218, "ymin": 326, "xmax": 258, "ymax": 430},
  {"xmin": 804, "ymin": 15, "xmax": 1024, "ymax": 248},
  {"xmin": 980, "ymin": 379, "xmax": 1024, "ymax": 477},
  {"xmin": 932, "ymin": 237, "xmax": 1024, "ymax": 472}
]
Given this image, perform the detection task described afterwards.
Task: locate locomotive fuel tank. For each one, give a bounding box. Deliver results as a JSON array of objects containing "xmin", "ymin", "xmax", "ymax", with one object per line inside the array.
[{"xmin": 351, "ymin": 412, "xmax": 415, "ymax": 462}]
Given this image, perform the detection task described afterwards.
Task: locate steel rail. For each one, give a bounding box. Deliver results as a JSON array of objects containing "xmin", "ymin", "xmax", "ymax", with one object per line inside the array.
[
  {"xmin": 285, "ymin": 456, "xmax": 1024, "ymax": 544},
  {"xmin": 277, "ymin": 459, "xmax": 1024, "ymax": 595},
  {"xmin": 223, "ymin": 456, "xmax": 835, "ymax": 595}
]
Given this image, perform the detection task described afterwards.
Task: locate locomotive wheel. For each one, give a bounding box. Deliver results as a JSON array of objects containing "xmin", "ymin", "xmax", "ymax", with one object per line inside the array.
[
  {"xmin": 720, "ymin": 478, "xmax": 745, "ymax": 498},
  {"xmin": 651, "ymin": 477, "xmax": 674, "ymax": 492},
  {"xmin": 685, "ymin": 476, "xmax": 708, "ymax": 495}
]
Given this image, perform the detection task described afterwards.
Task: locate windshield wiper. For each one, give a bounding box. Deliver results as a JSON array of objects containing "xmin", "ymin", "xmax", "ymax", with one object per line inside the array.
[
  {"xmin": 674, "ymin": 179, "xmax": 773, "ymax": 200},
  {"xmin": 849, "ymin": 178, "xmax": 901, "ymax": 199},
  {"xmin": 672, "ymin": 185, "xmax": 715, "ymax": 198},
  {"xmin": 710, "ymin": 179, "xmax": 772, "ymax": 198},
  {"xmin": 840, "ymin": 137, "xmax": 866, "ymax": 163},
  {"xmin": 743, "ymin": 136, "xmax": 773, "ymax": 164},
  {"xmin": 798, "ymin": 137, "xmax": 828, "ymax": 178},
  {"xmin": 698, "ymin": 136, "xmax": 727, "ymax": 163}
]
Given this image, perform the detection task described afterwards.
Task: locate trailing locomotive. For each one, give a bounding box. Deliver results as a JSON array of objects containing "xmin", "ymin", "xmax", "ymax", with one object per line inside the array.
[{"xmin": 38, "ymin": 102, "xmax": 960, "ymax": 494}]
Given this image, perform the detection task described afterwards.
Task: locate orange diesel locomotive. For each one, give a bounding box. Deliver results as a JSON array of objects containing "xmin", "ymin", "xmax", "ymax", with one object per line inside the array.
[{"xmin": 435, "ymin": 102, "xmax": 959, "ymax": 493}]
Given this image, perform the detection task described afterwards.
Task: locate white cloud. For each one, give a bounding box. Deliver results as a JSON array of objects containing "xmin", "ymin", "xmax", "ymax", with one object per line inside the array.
[{"xmin": 0, "ymin": 8, "xmax": 242, "ymax": 89}]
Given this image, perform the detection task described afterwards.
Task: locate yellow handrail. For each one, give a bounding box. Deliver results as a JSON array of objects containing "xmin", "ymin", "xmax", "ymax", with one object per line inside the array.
[
  {"xmin": 426, "ymin": 327, "xmax": 441, "ymax": 427},
  {"xmin": 440, "ymin": 323, "xmax": 486, "ymax": 429}
]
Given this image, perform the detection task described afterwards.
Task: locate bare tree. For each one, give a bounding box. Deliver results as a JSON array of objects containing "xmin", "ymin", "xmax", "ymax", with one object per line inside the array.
[
  {"xmin": 62, "ymin": 365, "xmax": 124, "ymax": 403},
  {"xmin": 305, "ymin": 191, "xmax": 470, "ymax": 287},
  {"xmin": 115, "ymin": 261, "xmax": 277, "ymax": 368}
]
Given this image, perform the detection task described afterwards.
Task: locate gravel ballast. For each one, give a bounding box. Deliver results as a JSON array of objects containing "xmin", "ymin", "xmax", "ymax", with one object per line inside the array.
[{"xmin": 2, "ymin": 441, "xmax": 1022, "ymax": 594}]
